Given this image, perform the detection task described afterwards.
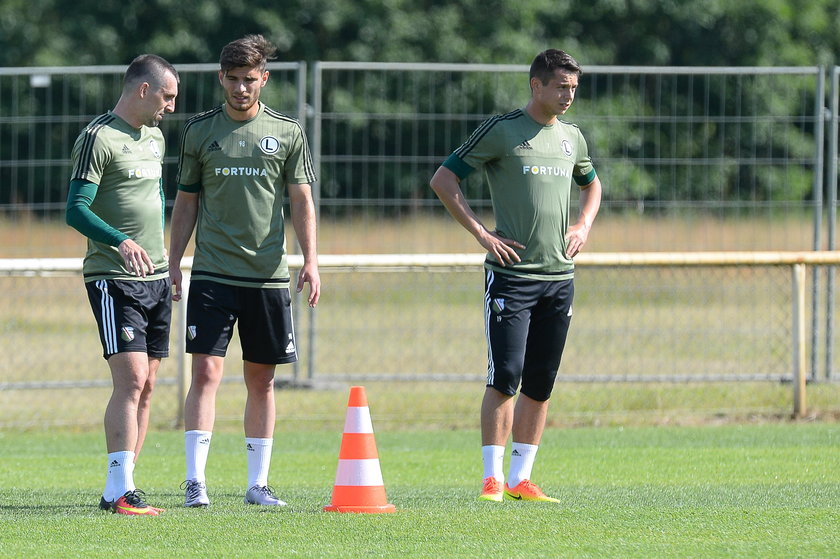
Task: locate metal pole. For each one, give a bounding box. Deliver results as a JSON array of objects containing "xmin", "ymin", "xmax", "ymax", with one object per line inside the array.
[
  {"xmin": 289, "ymin": 62, "xmax": 307, "ymax": 385},
  {"xmin": 793, "ymin": 264, "xmax": 808, "ymax": 418},
  {"xmin": 825, "ymin": 67, "xmax": 839, "ymax": 380},
  {"xmin": 308, "ymin": 62, "xmax": 324, "ymax": 381},
  {"xmin": 809, "ymin": 68, "xmax": 826, "ymax": 382}
]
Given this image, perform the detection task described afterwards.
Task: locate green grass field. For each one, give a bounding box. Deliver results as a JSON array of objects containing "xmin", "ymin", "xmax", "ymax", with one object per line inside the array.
[
  {"xmin": 1, "ymin": 424, "xmax": 838, "ymax": 558},
  {"xmin": 2, "ymin": 215, "xmax": 839, "ymax": 557}
]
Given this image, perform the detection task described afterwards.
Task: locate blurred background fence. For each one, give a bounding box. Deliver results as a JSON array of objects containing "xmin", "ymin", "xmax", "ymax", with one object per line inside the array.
[{"xmin": 1, "ymin": 63, "xmax": 839, "ymax": 428}]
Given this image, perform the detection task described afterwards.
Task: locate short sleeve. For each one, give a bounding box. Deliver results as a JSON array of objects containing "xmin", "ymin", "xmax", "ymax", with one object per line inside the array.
[
  {"xmin": 176, "ymin": 125, "xmax": 202, "ymax": 186},
  {"xmin": 70, "ymin": 130, "xmax": 110, "ymax": 185},
  {"xmin": 283, "ymin": 123, "xmax": 317, "ymax": 184}
]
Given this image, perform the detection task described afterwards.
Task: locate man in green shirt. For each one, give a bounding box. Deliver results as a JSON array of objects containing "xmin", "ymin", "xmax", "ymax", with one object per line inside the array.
[
  {"xmin": 430, "ymin": 49, "xmax": 602, "ymax": 503},
  {"xmin": 169, "ymin": 34, "xmax": 319, "ymax": 508},
  {"xmin": 66, "ymin": 54, "xmax": 179, "ymax": 515}
]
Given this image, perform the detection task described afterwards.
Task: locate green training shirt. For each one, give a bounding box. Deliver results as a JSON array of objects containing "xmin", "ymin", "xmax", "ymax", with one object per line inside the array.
[
  {"xmin": 69, "ymin": 111, "xmax": 167, "ymax": 282},
  {"xmin": 443, "ymin": 108, "xmax": 597, "ymax": 281},
  {"xmin": 177, "ymin": 102, "xmax": 316, "ymax": 288}
]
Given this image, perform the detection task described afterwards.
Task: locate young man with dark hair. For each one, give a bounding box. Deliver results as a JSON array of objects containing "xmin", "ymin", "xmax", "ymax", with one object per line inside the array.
[
  {"xmin": 67, "ymin": 53, "xmax": 179, "ymax": 515},
  {"xmin": 430, "ymin": 49, "xmax": 602, "ymax": 503},
  {"xmin": 169, "ymin": 34, "xmax": 319, "ymax": 508}
]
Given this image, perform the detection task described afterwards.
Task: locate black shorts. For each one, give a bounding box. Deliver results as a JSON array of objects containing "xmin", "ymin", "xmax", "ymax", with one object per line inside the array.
[
  {"xmin": 185, "ymin": 280, "xmax": 298, "ymax": 365},
  {"xmin": 484, "ymin": 269, "xmax": 574, "ymax": 401},
  {"xmin": 85, "ymin": 278, "xmax": 172, "ymax": 360}
]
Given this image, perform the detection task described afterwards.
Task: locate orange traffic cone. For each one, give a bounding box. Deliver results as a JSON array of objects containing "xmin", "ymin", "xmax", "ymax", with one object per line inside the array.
[{"xmin": 324, "ymin": 386, "xmax": 396, "ymax": 513}]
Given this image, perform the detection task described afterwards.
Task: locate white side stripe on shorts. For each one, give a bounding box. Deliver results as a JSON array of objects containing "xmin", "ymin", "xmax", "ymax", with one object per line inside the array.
[
  {"xmin": 484, "ymin": 269, "xmax": 495, "ymax": 386},
  {"xmin": 286, "ymin": 287, "xmax": 298, "ymax": 361},
  {"xmin": 96, "ymin": 280, "xmax": 118, "ymax": 354}
]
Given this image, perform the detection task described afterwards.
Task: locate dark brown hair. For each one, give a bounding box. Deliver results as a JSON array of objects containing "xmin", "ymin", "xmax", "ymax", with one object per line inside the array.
[
  {"xmin": 529, "ymin": 49, "xmax": 581, "ymax": 85},
  {"xmin": 219, "ymin": 34, "xmax": 277, "ymax": 73}
]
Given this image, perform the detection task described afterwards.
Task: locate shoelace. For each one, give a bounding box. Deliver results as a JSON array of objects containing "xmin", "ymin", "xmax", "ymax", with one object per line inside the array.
[
  {"xmin": 180, "ymin": 480, "xmax": 205, "ymax": 499},
  {"xmin": 122, "ymin": 489, "xmax": 149, "ymax": 507},
  {"xmin": 483, "ymin": 478, "xmax": 502, "ymax": 492},
  {"xmin": 254, "ymin": 485, "xmax": 277, "ymax": 497},
  {"xmin": 517, "ymin": 480, "xmax": 542, "ymax": 494}
]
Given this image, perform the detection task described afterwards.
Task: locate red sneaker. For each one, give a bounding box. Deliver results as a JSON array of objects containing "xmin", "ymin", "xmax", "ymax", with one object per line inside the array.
[
  {"xmin": 479, "ymin": 476, "xmax": 504, "ymax": 502},
  {"xmin": 503, "ymin": 479, "xmax": 560, "ymax": 503},
  {"xmin": 112, "ymin": 490, "xmax": 162, "ymax": 516}
]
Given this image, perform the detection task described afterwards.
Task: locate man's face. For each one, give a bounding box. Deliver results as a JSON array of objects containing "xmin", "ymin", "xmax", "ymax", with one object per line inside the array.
[
  {"xmin": 219, "ymin": 66, "xmax": 269, "ymax": 117},
  {"xmin": 143, "ymin": 72, "xmax": 178, "ymax": 128},
  {"xmin": 532, "ymin": 69, "xmax": 578, "ymax": 117}
]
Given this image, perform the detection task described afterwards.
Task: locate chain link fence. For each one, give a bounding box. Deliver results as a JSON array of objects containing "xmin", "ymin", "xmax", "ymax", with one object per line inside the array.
[{"xmin": 1, "ymin": 63, "xmax": 839, "ymax": 428}]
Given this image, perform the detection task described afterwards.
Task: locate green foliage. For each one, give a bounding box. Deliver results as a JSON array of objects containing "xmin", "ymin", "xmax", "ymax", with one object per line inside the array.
[
  {"xmin": 2, "ymin": 0, "xmax": 838, "ymax": 67},
  {"xmin": 1, "ymin": 0, "xmax": 836, "ymax": 212}
]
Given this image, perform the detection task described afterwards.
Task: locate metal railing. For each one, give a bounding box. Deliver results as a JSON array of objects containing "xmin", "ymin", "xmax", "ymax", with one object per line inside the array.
[{"xmin": 1, "ymin": 252, "xmax": 838, "ymax": 424}]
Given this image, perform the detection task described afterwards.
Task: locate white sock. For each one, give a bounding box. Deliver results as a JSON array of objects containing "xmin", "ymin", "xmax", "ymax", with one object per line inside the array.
[
  {"xmin": 105, "ymin": 450, "xmax": 135, "ymax": 501},
  {"xmin": 246, "ymin": 437, "xmax": 273, "ymax": 488},
  {"xmin": 185, "ymin": 430, "xmax": 212, "ymax": 483},
  {"xmin": 481, "ymin": 445, "xmax": 505, "ymax": 483},
  {"xmin": 507, "ymin": 442, "xmax": 538, "ymax": 487}
]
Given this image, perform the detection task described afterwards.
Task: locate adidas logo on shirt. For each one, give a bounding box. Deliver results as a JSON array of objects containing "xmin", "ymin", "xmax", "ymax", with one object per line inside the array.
[
  {"xmin": 207, "ymin": 140, "xmax": 222, "ymax": 152},
  {"xmin": 121, "ymin": 145, "xmax": 131, "ymax": 154},
  {"xmin": 516, "ymin": 140, "xmax": 533, "ymax": 150}
]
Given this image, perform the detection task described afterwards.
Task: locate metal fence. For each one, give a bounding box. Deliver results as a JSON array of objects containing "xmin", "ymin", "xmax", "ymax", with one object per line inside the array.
[
  {"xmin": 0, "ymin": 62, "xmax": 306, "ymax": 216},
  {"xmin": 0, "ymin": 252, "xmax": 837, "ymax": 428},
  {"xmin": 308, "ymin": 62, "xmax": 838, "ymax": 380},
  {"xmin": 311, "ymin": 63, "xmax": 830, "ymax": 249},
  {"xmin": 0, "ymin": 63, "xmax": 839, "ymax": 428}
]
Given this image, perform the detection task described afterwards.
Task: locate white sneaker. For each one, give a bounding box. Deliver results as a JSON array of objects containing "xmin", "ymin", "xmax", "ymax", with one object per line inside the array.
[
  {"xmin": 244, "ymin": 485, "xmax": 287, "ymax": 506},
  {"xmin": 181, "ymin": 480, "xmax": 210, "ymax": 507}
]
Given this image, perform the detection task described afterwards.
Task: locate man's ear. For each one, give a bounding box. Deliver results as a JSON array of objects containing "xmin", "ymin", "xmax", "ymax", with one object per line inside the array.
[{"xmin": 138, "ymin": 81, "xmax": 150, "ymax": 98}]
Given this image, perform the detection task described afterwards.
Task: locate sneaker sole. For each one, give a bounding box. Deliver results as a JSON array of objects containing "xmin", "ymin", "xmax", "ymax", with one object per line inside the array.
[
  {"xmin": 244, "ymin": 499, "xmax": 287, "ymax": 506},
  {"xmin": 478, "ymin": 493, "xmax": 503, "ymax": 502},
  {"xmin": 185, "ymin": 501, "xmax": 210, "ymax": 508},
  {"xmin": 113, "ymin": 505, "xmax": 160, "ymax": 516},
  {"xmin": 503, "ymin": 491, "xmax": 560, "ymax": 503}
]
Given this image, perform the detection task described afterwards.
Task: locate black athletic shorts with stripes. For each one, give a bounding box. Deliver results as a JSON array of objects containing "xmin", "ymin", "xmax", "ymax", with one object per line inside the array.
[
  {"xmin": 185, "ymin": 279, "xmax": 298, "ymax": 365},
  {"xmin": 85, "ymin": 278, "xmax": 172, "ymax": 360},
  {"xmin": 484, "ymin": 268, "xmax": 574, "ymax": 401}
]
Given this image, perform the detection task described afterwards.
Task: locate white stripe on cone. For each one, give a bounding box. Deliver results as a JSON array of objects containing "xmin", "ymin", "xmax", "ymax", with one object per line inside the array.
[
  {"xmin": 343, "ymin": 406, "xmax": 374, "ymax": 434},
  {"xmin": 335, "ymin": 459, "xmax": 385, "ymax": 486}
]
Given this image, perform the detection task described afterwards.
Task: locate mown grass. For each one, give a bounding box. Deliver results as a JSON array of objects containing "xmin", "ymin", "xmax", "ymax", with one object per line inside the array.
[
  {"xmin": 1, "ymin": 424, "xmax": 838, "ymax": 558},
  {"xmin": 0, "ymin": 211, "xmax": 823, "ymax": 258}
]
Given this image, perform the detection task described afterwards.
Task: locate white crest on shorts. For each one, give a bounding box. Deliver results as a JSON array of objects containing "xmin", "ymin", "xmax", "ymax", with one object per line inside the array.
[
  {"xmin": 492, "ymin": 298, "xmax": 505, "ymax": 314},
  {"xmin": 120, "ymin": 326, "xmax": 135, "ymax": 342},
  {"xmin": 187, "ymin": 325, "xmax": 197, "ymax": 340}
]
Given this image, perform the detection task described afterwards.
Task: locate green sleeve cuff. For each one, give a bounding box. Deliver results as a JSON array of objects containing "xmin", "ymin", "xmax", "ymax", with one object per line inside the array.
[
  {"xmin": 65, "ymin": 179, "xmax": 129, "ymax": 246},
  {"xmin": 442, "ymin": 154, "xmax": 475, "ymax": 179},
  {"xmin": 178, "ymin": 182, "xmax": 202, "ymax": 193},
  {"xmin": 575, "ymin": 168, "xmax": 597, "ymax": 186}
]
